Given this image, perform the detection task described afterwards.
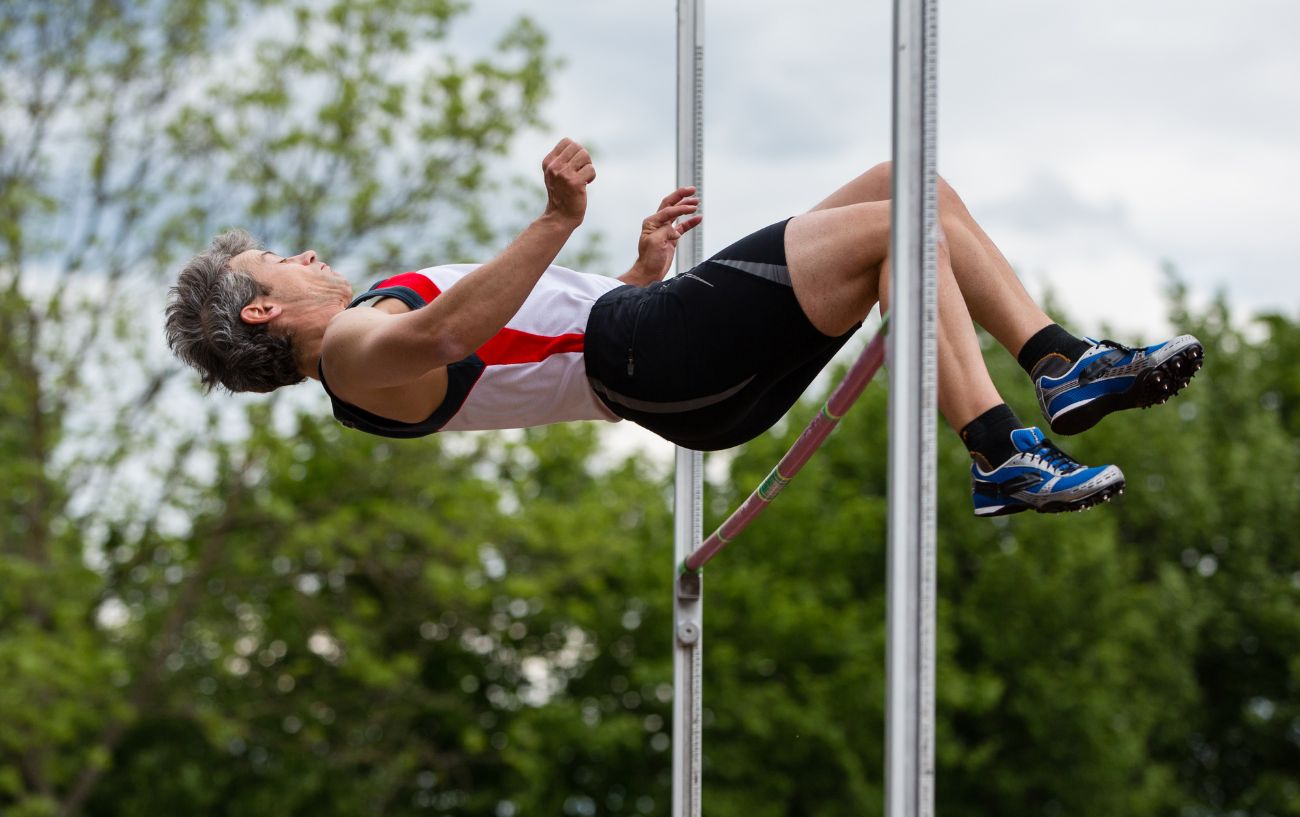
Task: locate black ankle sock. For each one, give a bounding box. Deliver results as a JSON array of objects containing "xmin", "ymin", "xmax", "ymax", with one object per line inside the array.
[
  {"xmin": 960, "ymin": 403, "xmax": 1023, "ymax": 469},
  {"xmin": 1017, "ymin": 324, "xmax": 1093, "ymax": 377}
]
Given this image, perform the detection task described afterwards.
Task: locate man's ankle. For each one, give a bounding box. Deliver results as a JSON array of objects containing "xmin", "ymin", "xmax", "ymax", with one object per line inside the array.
[
  {"xmin": 960, "ymin": 403, "xmax": 1023, "ymax": 470},
  {"xmin": 1017, "ymin": 323, "xmax": 1092, "ymax": 377}
]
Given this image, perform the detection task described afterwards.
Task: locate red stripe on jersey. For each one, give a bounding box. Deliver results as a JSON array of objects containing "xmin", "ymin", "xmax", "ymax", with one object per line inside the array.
[
  {"xmin": 477, "ymin": 329, "xmax": 585, "ymax": 365},
  {"xmin": 377, "ymin": 272, "xmax": 441, "ymax": 304}
]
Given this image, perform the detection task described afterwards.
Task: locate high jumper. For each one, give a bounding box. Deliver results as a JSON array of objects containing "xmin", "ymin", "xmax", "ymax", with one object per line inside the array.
[{"xmin": 165, "ymin": 139, "xmax": 1203, "ymax": 516}]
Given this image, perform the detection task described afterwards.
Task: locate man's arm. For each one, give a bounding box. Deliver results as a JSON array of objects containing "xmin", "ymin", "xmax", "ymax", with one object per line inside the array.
[
  {"xmin": 618, "ymin": 186, "xmax": 702, "ymax": 287},
  {"xmin": 326, "ymin": 139, "xmax": 594, "ymax": 389}
]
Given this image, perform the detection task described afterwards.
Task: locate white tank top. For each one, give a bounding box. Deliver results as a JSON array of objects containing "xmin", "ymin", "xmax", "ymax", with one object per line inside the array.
[{"xmin": 323, "ymin": 264, "xmax": 625, "ymax": 437}]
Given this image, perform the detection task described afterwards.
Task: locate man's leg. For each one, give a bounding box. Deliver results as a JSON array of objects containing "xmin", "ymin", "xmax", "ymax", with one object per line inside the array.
[
  {"xmin": 808, "ymin": 162, "xmax": 1053, "ymax": 356},
  {"xmin": 808, "ymin": 163, "xmax": 1204, "ymax": 436},
  {"xmin": 783, "ymin": 201, "xmax": 1126, "ymax": 516},
  {"xmin": 783, "ymin": 200, "xmax": 1002, "ymax": 430}
]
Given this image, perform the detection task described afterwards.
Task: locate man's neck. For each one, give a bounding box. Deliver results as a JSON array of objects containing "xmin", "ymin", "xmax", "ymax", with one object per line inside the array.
[
  {"xmin": 297, "ymin": 330, "xmax": 325, "ymax": 381},
  {"xmin": 292, "ymin": 307, "xmax": 336, "ymax": 381}
]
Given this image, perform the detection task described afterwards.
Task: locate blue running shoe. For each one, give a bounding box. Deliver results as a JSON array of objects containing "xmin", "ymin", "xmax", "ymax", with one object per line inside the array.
[
  {"xmin": 1033, "ymin": 334, "xmax": 1204, "ymax": 436},
  {"xmin": 971, "ymin": 427, "xmax": 1125, "ymax": 516}
]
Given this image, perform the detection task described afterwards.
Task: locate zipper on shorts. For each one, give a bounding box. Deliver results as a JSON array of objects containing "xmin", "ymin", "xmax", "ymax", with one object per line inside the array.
[
  {"xmin": 626, "ymin": 293, "xmax": 652, "ymax": 377},
  {"xmin": 677, "ymin": 272, "xmax": 714, "ymax": 287}
]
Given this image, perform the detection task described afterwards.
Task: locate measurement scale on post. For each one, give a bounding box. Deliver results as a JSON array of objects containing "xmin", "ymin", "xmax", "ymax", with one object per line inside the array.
[
  {"xmin": 918, "ymin": 0, "xmax": 939, "ymax": 807},
  {"xmin": 886, "ymin": 0, "xmax": 940, "ymax": 813},
  {"xmin": 672, "ymin": 0, "xmax": 706, "ymax": 815}
]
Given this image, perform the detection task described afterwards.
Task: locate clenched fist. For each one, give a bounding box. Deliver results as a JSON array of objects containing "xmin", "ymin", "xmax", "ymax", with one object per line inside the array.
[{"xmin": 542, "ymin": 138, "xmax": 596, "ymax": 227}]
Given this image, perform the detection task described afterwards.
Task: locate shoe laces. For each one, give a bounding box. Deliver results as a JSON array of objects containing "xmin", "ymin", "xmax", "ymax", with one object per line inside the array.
[
  {"xmin": 1099, "ymin": 339, "xmax": 1136, "ymax": 354},
  {"xmin": 1029, "ymin": 439, "xmax": 1081, "ymax": 474}
]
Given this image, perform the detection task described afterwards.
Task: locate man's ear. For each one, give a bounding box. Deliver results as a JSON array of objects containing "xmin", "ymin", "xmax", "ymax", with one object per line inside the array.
[{"xmin": 240, "ymin": 298, "xmax": 283, "ymax": 326}]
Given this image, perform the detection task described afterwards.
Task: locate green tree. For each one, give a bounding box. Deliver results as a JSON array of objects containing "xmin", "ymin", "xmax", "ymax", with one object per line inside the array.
[
  {"xmin": 0, "ymin": 1, "xmax": 555, "ymax": 813},
  {"xmin": 692, "ymin": 297, "xmax": 1298, "ymax": 817},
  {"xmin": 79, "ymin": 417, "xmax": 675, "ymax": 816},
  {"xmin": 71, "ymin": 295, "xmax": 1298, "ymax": 817}
]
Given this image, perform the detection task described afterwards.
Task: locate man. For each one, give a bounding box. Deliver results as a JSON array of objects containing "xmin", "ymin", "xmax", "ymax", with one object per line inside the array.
[{"xmin": 166, "ymin": 139, "xmax": 1203, "ymax": 516}]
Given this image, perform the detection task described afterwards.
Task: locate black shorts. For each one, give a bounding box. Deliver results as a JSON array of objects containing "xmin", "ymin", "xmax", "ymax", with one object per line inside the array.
[{"xmin": 584, "ymin": 218, "xmax": 858, "ymax": 451}]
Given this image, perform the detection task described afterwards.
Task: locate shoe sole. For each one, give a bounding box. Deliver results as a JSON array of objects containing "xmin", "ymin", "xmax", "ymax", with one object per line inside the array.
[
  {"xmin": 1049, "ymin": 342, "xmax": 1204, "ymax": 436},
  {"xmin": 974, "ymin": 476, "xmax": 1127, "ymax": 517}
]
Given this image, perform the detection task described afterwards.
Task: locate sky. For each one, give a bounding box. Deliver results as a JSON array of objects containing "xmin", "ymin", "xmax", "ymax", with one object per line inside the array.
[{"xmin": 453, "ymin": 0, "xmax": 1300, "ymax": 337}]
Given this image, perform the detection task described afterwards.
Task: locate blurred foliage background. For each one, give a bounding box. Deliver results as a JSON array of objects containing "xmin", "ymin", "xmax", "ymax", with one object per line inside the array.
[{"xmin": 1, "ymin": 1, "xmax": 1297, "ymax": 816}]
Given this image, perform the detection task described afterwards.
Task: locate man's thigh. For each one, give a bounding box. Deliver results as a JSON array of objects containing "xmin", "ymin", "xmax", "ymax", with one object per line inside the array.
[{"xmin": 785, "ymin": 200, "xmax": 891, "ymax": 336}]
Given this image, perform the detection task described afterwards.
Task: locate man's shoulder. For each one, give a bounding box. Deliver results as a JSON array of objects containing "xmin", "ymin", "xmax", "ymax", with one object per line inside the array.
[
  {"xmin": 323, "ymin": 306, "xmax": 387, "ymax": 358},
  {"xmin": 320, "ymin": 303, "xmax": 415, "ymax": 395}
]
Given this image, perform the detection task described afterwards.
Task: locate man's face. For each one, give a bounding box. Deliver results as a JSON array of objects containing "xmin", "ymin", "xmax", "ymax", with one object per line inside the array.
[{"xmin": 233, "ymin": 248, "xmax": 354, "ymax": 312}]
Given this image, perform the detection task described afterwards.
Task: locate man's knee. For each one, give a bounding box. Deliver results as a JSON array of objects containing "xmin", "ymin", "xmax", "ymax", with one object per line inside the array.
[
  {"xmin": 865, "ymin": 160, "xmax": 893, "ymax": 184},
  {"xmin": 939, "ymin": 177, "xmax": 970, "ymax": 214},
  {"xmin": 865, "ymin": 161, "xmax": 959, "ymax": 205},
  {"xmin": 939, "ymin": 209, "xmax": 978, "ymax": 253}
]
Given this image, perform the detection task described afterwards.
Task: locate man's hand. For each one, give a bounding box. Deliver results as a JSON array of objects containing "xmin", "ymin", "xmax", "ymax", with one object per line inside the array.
[
  {"xmin": 622, "ymin": 186, "xmax": 703, "ymax": 286},
  {"xmin": 542, "ymin": 138, "xmax": 596, "ymax": 226}
]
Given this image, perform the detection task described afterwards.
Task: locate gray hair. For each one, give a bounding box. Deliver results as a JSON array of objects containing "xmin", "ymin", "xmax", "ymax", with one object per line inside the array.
[{"xmin": 165, "ymin": 229, "xmax": 305, "ymax": 393}]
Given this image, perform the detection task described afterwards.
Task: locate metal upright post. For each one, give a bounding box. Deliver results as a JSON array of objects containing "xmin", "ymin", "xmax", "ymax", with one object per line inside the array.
[
  {"xmin": 672, "ymin": 1, "xmax": 705, "ymax": 816},
  {"xmin": 885, "ymin": 0, "xmax": 940, "ymax": 814}
]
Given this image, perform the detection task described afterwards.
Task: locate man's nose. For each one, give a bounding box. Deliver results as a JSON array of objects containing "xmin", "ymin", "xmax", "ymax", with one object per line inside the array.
[{"xmin": 290, "ymin": 250, "xmax": 317, "ymax": 265}]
